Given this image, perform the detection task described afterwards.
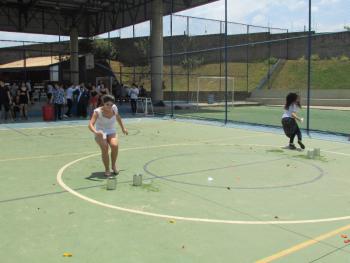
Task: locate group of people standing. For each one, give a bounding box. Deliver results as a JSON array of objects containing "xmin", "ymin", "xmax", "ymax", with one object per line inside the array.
[
  {"xmin": 46, "ymin": 81, "xmax": 111, "ymax": 121},
  {"xmin": 48, "ymin": 80, "xmax": 147, "ymax": 121},
  {"xmin": 0, "ymin": 81, "xmax": 32, "ymax": 122}
]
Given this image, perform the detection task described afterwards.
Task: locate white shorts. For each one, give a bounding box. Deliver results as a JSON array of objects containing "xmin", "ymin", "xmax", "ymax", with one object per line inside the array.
[{"xmin": 95, "ymin": 129, "xmax": 116, "ymax": 139}]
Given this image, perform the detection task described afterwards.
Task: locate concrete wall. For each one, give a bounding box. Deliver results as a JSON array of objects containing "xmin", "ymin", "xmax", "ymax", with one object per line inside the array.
[{"xmin": 1, "ymin": 31, "xmax": 350, "ymax": 66}]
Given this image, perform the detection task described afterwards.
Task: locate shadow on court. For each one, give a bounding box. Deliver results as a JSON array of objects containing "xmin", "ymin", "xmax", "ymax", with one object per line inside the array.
[{"xmin": 85, "ymin": 172, "xmax": 106, "ymax": 181}]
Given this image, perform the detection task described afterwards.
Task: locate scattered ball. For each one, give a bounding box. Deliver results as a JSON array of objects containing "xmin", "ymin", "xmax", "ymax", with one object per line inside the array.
[
  {"xmin": 169, "ymin": 220, "xmax": 176, "ymax": 224},
  {"xmin": 344, "ymin": 240, "xmax": 350, "ymax": 244},
  {"xmin": 63, "ymin": 253, "xmax": 73, "ymax": 257}
]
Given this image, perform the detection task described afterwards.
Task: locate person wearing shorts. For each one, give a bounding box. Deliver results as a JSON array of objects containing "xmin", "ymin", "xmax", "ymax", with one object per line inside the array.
[{"xmin": 88, "ymin": 95, "xmax": 128, "ymax": 177}]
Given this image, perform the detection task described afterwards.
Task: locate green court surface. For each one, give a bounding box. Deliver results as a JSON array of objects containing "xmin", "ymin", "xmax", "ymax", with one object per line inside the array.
[
  {"xmin": 174, "ymin": 105, "xmax": 350, "ymax": 135},
  {"xmin": 1, "ymin": 118, "xmax": 350, "ymax": 263}
]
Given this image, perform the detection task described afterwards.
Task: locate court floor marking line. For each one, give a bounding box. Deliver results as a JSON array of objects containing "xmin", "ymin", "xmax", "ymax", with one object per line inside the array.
[
  {"xmin": 215, "ymin": 143, "xmax": 350, "ymax": 157},
  {"xmin": 0, "ymin": 134, "xmax": 271, "ymax": 162},
  {"xmin": 57, "ymin": 143, "xmax": 350, "ymax": 225},
  {"xmin": 0, "ymin": 151, "xmax": 98, "ymax": 162},
  {"xmin": 0, "ymin": 143, "xmax": 206, "ymax": 162},
  {"xmin": 0, "ymin": 124, "xmax": 87, "ymax": 131},
  {"xmin": 255, "ymin": 223, "xmax": 350, "ymax": 263},
  {"xmin": 0, "ymin": 118, "xmax": 154, "ymax": 131},
  {"xmin": 0, "ymin": 121, "xmax": 153, "ymax": 131}
]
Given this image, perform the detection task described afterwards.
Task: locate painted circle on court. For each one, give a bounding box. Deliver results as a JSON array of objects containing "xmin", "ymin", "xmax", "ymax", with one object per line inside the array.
[
  {"xmin": 143, "ymin": 152, "xmax": 324, "ymax": 190},
  {"xmin": 57, "ymin": 143, "xmax": 350, "ymax": 225},
  {"xmin": 39, "ymin": 127, "xmax": 140, "ymax": 138}
]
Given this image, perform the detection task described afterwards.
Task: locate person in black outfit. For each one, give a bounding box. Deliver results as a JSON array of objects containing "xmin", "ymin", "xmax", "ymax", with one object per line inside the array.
[
  {"xmin": 281, "ymin": 93, "xmax": 305, "ymax": 150},
  {"xmin": 139, "ymin": 84, "xmax": 147, "ymax": 97},
  {"xmin": 0, "ymin": 82, "xmax": 13, "ymax": 121},
  {"xmin": 77, "ymin": 84, "xmax": 90, "ymax": 118},
  {"xmin": 18, "ymin": 82, "xmax": 30, "ymax": 120}
]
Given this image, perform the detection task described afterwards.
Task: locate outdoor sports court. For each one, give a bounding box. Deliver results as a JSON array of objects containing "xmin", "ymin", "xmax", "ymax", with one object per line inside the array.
[{"xmin": 1, "ymin": 118, "xmax": 350, "ymax": 262}]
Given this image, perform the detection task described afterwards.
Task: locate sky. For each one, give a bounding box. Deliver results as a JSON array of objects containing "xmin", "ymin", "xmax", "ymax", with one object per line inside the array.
[
  {"xmin": 0, "ymin": 0, "xmax": 349, "ymax": 47},
  {"xmin": 179, "ymin": 0, "xmax": 350, "ymax": 32}
]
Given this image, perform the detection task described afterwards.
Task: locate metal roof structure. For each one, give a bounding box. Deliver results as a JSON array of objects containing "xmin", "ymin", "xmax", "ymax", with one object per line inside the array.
[{"xmin": 0, "ymin": 0, "xmax": 216, "ymax": 37}]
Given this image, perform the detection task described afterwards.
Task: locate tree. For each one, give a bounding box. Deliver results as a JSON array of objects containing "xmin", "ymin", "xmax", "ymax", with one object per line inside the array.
[
  {"xmin": 180, "ymin": 56, "xmax": 204, "ymax": 71},
  {"xmin": 344, "ymin": 25, "xmax": 350, "ymax": 31},
  {"xmin": 134, "ymin": 38, "xmax": 150, "ymax": 65},
  {"xmin": 180, "ymin": 36, "xmax": 204, "ymax": 71},
  {"xmin": 92, "ymin": 38, "xmax": 118, "ymax": 60},
  {"xmin": 133, "ymin": 38, "xmax": 151, "ymax": 81}
]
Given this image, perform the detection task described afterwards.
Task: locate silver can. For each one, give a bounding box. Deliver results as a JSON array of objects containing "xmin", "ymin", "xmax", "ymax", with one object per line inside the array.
[
  {"xmin": 133, "ymin": 174, "xmax": 143, "ymax": 186},
  {"xmin": 307, "ymin": 150, "xmax": 314, "ymax": 159},
  {"xmin": 313, "ymin": 148, "xmax": 321, "ymax": 157},
  {"xmin": 106, "ymin": 176, "xmax": 117, "ymax": 190}
]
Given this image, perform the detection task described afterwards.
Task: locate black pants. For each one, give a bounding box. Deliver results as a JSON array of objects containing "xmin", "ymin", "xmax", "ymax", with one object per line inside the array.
[
  {"xmin": 55, "ymin": 104, "xmax": 63, "ymax": 120},
  {"xmin": 77, "ymin": 101, "xmax": 88, "ymax": 118},
  {"xmin": 12, "ymin": 105, "xmax": 20, "ymax": 119},
  {"xmin": 1, "ymin": 102, "xmax": 12, "ymax": 120},
  {"xmin": 130, "ymin": 99, "xmax": 137, "ymax": 114},
  {"xmin": 290, "ymin": 125, "xmax": 302, "ymax": 144},
  {"xmin": 282, "ymin": 117, "xmax": 302, "ymax": 144},
  {"xmin": 65, "ymin": 99, "xmax": 73, "ymax": 116}
]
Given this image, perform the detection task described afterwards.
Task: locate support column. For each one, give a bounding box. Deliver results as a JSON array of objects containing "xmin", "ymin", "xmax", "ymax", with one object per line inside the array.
[
  {"xmin": 151, "ymin": 0, "xmax": 163, "ymax": 104},
  {"xmin": 70, "ymin": 27, "xmax": 79, "ymax": 85}
]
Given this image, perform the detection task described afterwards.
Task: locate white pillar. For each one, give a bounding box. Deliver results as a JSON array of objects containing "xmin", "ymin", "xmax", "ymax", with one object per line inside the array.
[
  {"xmin": 70, "ymin": 27, "xmax": 79, "ymax": 85},
  {"xmin": 151, "ymin": 0, "xmax": 164, "ymax": 103}
]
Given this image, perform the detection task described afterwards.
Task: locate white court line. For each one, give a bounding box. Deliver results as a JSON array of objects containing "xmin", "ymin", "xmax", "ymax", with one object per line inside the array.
[
  {"xmin": 0, "ymin": 124, "xmax": 87, "ymax": 131},
  {"xmin": 57, "ymin": 143, "xmax": 350, "ymax": 225},
  {"xmin": 215, "ymin": 143, "xmax": 350, "ymax": 157},
  {"xmin": 0, "ymin": 151, "xmax": 98, "ymax": 162},
  {"xmin": 0, "ymin": 117, "xmax": 154, "ymax": 131},
  {"xmin": 0, "ymin": 133, "xmax": 271, "ymax": 162}
]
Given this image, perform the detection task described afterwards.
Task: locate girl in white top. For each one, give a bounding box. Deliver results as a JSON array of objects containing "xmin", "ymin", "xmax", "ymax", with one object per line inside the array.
[
  {"xmin": 89, "ymin": 95, "xmax": 128, "ymax": 176},
  {"xmin": 281, "ymin": 93, "xmax": 305, "ymax": 150}
]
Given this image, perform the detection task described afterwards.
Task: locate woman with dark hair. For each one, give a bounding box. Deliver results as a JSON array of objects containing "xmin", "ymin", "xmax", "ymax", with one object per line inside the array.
[
  {"xmin": 18, "ymin": 82, "xmax": 30, "ymax": 120},
  {"xmin": 281, "ymin": 93, "xmax": 305, "ymax": 150},
  {"xmin": 88, "ymin": 95, "xmax": 128, "ymax": 177},
  {"xmin": 88, "ymin": 85, "xmax": 99, "ymax": 116},
  {"xmin": 0, "ymin": 81, "xmax": 13, "ymax": 122},
  {"xmin": 97, "ymin": 83, "xmax": 109, "ymax": 107}
]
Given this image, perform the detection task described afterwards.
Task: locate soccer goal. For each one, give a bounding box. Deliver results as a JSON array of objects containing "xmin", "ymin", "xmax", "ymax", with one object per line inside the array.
[
  {"xmin": 192, "ymin": 76, "xmax": 235, "ymax": 108},
  {"xmin": 136, "ymin": 97, "xmax": 154, "ymax": 116}
]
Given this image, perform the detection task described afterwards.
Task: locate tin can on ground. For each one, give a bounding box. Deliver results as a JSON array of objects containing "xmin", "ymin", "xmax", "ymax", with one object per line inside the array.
[
  {"xmin": 313, "ymin": 148, "xmax": 321, "ymax": 157},
  {"xmin": 307, "ymin": 150, "xmax": 314, "ymax": 159},
  {"xmin": 106, "ymin": 176, "xmax": 117, "ymax": 190},
  {"xmin": 133, "ymin": 174, "xmax": 142, "ymax": 186}
]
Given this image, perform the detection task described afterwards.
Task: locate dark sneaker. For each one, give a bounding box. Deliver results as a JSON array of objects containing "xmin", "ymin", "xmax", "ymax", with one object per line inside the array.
[
  {"xmin": 298, "ymin": 140, "xmax": 305, "ymax": 149},
  {"xmin": 289, "ymin": 143, "xmax": 297, "ymax": 150}
]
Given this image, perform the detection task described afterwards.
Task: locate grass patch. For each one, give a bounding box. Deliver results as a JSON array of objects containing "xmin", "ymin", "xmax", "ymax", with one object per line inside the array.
[
  {"xmin": 268, "ymin": 59, "xmax": 350, "ymax": 90},
  {"xmin": 110, "ymin": 59, "xmax": 350, "ymax": 91}
]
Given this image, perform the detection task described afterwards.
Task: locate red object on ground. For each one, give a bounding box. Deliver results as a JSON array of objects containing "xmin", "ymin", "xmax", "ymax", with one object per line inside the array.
[
  {"xmin": 42, "ymin": 104, "xmax": 54, "ymax": 121},
  {"xmin": 344, "ymin": 239, "xmax": 350, "ymax": 244}
]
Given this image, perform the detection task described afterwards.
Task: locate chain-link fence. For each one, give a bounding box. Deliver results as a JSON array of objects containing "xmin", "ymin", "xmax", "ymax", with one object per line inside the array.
[{"xmin": 1, "ymin": 13, "xmax": 349, "ymax": 134}]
